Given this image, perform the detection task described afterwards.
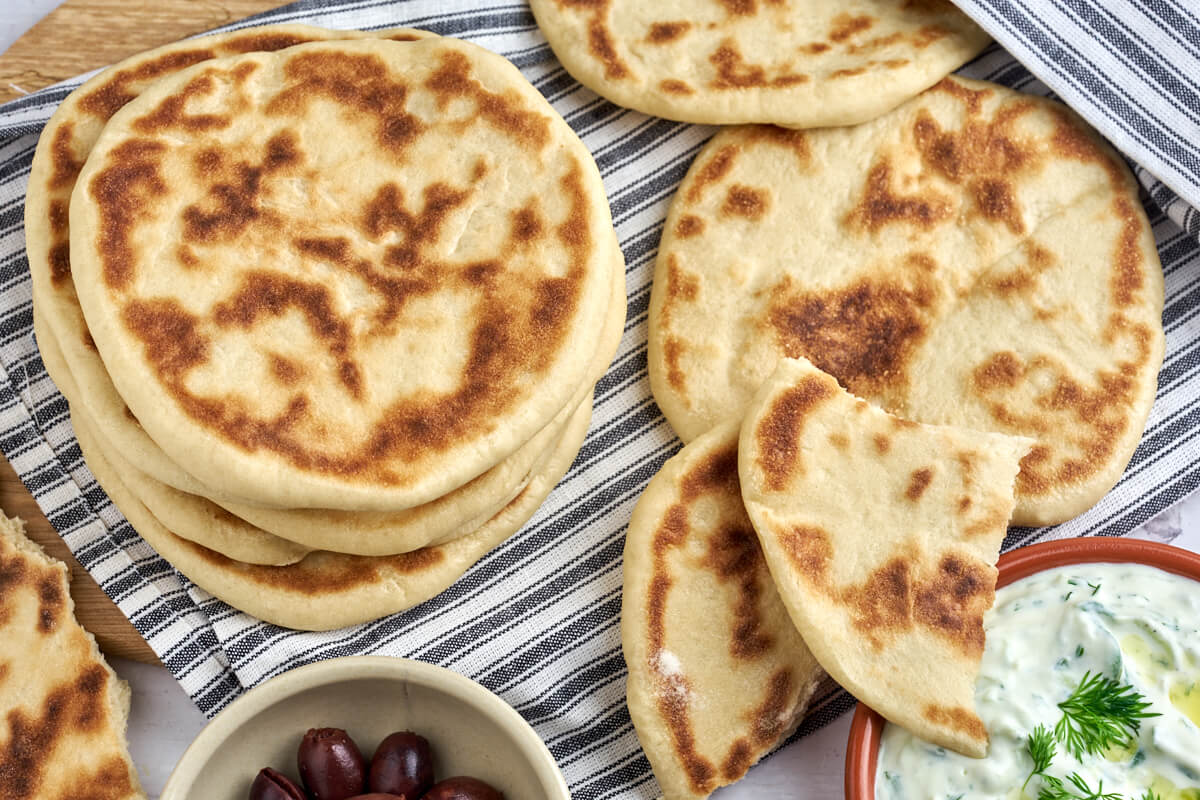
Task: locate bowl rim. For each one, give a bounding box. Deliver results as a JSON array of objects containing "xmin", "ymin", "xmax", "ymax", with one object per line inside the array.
[
  {"xmin": 160, "ymin": 655, "xmax": 570, "ymax": 800},
  {"xmin": 843, "ymin": 536, "xmax": 1200, "ymax": 800}
]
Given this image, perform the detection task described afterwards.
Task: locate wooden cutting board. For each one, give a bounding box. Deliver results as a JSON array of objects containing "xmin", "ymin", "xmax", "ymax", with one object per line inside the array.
[
  {"xmin": 0, "ymin": 0, "xmax": 285, "ymax": 103},
  {"xmin": 0, "ymin": 0, "xmax": 287, "ymax": 662}
]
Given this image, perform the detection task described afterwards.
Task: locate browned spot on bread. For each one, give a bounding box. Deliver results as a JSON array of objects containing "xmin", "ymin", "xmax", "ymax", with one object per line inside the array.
[
  {"xmin": 36, "ymin": 574, "xmax": 64, "ymax": 634},
  {"xmin": 54, "ymin": 756, "xmax": 139, "ymax": 800},
  {"xmin": 648, "ymin": 503, "xmax": 688, "ymax": 653},
  {"xmin": 269, "ymin": 353, "xmax": 304, "ymax": 385},
  {"xmin": 686, "ymin": 145, "xmax": 739, "ymax": 204},
  {"xmin": 755, "ymin": 377, "xmax": 836, "ymax": 491},
  {"xmin": 180, "ymin": 131, "xmax": 298, "ymax": 245},
  {"xmin": 873, "ymin": 433, "xmax": 891, "ymax": 454},
  {"xmin": 972, "ymin": 351, "xmax": 1024, "ymax": 391},
  {"xmin": 928, "ymin": 77, "xmax": 992, "ymax": 113},
  {"xmin": 923, "ymin": 703, "xmax": 987, "ymax": 741},
  {"xmin": 648, "ymin": 21, "xmax": 692, "ymax": 42},
  {"xmin": 385, "ymin": 32, "xmax": 424, "ymax": 42},
  {"xmin": 845, "ymin": 161, "xmax": 953, "ymax": 233},
  {"xmin": 721, "ymin": 668, "xmax": 795, "ymax": 779},
  {"xmin": 985, "ymin": 241, "xmax": 1056, "ymax": 297},
  {"xmin": 267, "ymin": 50, "xmax": 426, "ymax": 156},
  {"xmin": 224, "ymin": 32, "xmax": 320, "ymax": 53},
  {"xmin": 680, "ymin": 442, "xmax": 739, "ymax": 501},
  {"xmin": 1110, "ymin": 196, "xmax": 1146, "ymax": 306},
  {"xmin": 664, "ymin": 337, "xmax": 688, "ymax": 393},
  {"xmin": 829, "ymin": 13, "xmax": 875, "ymax": 42},
  {"xmin": 957, "ymin": 496, "xmax": 972, "ymax": 513},
  {"xmin": 666, "ymin": 255, "xmax": 699, "ymax": 311},
  {"xmin": 644, "ymin": 500, "xmax": 718, "ymax": 794},
  {"xmin": 212, "ymin": 271, "xmax": 362, "ymax": 399},
  {"xmin": 849, "ymin": 558, "xmax": 913, "ymax": 646},
  {"xmin": 802, "ymin": 42, "xmax": 831, "ymax": 54},
  {"xmin": 777, "ymin": 525, "xmax": 832, "ymax": 586},
  {"xmin": 746, "ymin": 126, "xmax": 811, "ymax": 163},
  {"xmin": 831, "ymin": 67, "xmax": 867, "ymax": 79},
  {"xmin": 48, "ymin": 243, "xmax": 72, "ymax": 287},
  {"xmin": 913, "ymin": 554, "xmax": 992, "ymax": 655},
  {"xmin": 48, "ymin": 123, "xmax": 84, "ymax": 190},
  {"xmin": 845, "ymin": 32, "xmax": 904, "ymax": 54},
  {"xmin": 122, "ymin": 299, "xmax": 210, "ymax": 379},
  {"xmin": 89, "ymin": 139, "xmax": 168, "ymax": 290},
  {"xmin": 912, "ymin": 24, "xmax": 951, "ymax": 48},
  {"xmin": 47, "ymin": 199, "xmax": 69, "ymax": 238},
  {"xmin": 0, "ymin": 664, "xmax": 114, "ymax": 800},
  {"xmin": 970, "ymin": 178, "xmax": 1023, "ymax": 234},
  {"xmin": 426, "ymin": 50, "xmax": 552, "ymax": 148},
  {"xmin": 828, "ymin": 432, "xmax": 849, "ymax": 450},
  {"xmin": 705, "ymin": 524, "xmax": 774, "ymax": 659},
  {"xmin": 905, "ymin": 467, "xmax": 933, "ymax": 501},
  {"xmin": 767, "ymin": 276, "xmax": 933, "ymax": 403},
  {"xmin": 659, "ymin": 79, "xmax": 695, "ymax": 95},
  {"xmin": 510, "ymin": 204, "xmax": 544, "ymax": 245},
  {"xmin": 77, "ymin": 48, "xmax": 217, "ymax": 119},
  {"xmin": 131, "ymin": 71, "xmax": 233, "ymax": 134},
  {"xmin": 721, "ymin": 185, "xmax": 769, "ymax": 220},
  {"xmin": 709, "ymin": 42, "xmax": 808, "ymax": 89},
  {"xmin": 675, "ymin": 214, "xmax": 705, "ymax": 238}
]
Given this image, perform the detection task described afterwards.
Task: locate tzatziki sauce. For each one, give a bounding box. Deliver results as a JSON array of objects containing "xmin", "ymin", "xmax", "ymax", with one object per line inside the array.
[{"xmin": 875, "ymin": 562, "xmax": 1200, "ymax": 800}]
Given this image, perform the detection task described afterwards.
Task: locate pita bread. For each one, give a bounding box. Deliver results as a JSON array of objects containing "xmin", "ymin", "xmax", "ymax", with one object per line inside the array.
[
  {"xmin": 622, "ymin": 419, "xmax": 823, "ymax": 799},
  {"xmin": 33, "ymin": 304, "xmax": 310, "ymax": 565},
  {"xmin": 530, "ymin": 0, "xmax": 988, "ymax": 127},
  {"xmin": 25, "ymin": 25, "xmax": 435, "ymax": 502},
  {"xmin": 68, "ymin": 37, "xmax": 619, "ymax": 511},
  {"xmin": 33, "ymin": 241, "xmax": 624, "ymax": 555},
  {"xmin": 70, "ymin": 394, "xmax": 592, "ymax": 631},
  {"xmin": 650, "ymin": 76, "xmax": 1165, "ymax": 525},
  {"xmin": 738, "ymin": 357, "xmax": 1031, "ymax": 757},
  {"xmin": 0, "ymin": 513, "xmax": 144, "ymax": 798}
]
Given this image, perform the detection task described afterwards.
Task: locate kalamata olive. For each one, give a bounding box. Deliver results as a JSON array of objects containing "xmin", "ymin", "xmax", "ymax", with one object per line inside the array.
[
  {"xmin": 248, "ymin": 767, "xmax": 307, "ymax": 800},
  {"xmin": 369, "ymin": 731, "xmax": 434, "ymax": 796},
  {"xmin": 422, "ymin": 776, "xmax": 505, "ymax": 800},
  {"xmin": 298, "ymin": 727, "xmax": 367, "ymax": 800},
  {"xmin": 344, "ymin": 795, "xmax": 408, "ymax": 799}
]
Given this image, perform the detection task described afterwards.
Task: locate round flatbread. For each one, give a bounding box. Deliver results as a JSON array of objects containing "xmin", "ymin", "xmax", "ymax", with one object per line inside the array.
[
  {"xmin": 26, "ymin": 25, "xmax": 435, "ymax": 502},
  {"xmin": 738, "ymin": 357, "xmax": 1031, "ymax": 758},
  {"xmin": 650, "ymin": 76, "xmax": 1165, "ymax": 526},
  {"xmin": 68, "ymin": 37, "xmax": 619, "ymax": 511},
  {"xmin": 530, "ymin": 0, "xmax": 989, "ymax": 127},
  {"xmin": 622, "ymin": 418, "xmax": 823, "ymax": 799},
  {"xmin": 70, "ymin": 394, "xmax": 593, "ymax": 631},
  {"xmin": 33, "ymin": 233, "xmax": 623, "ymax": 553}
]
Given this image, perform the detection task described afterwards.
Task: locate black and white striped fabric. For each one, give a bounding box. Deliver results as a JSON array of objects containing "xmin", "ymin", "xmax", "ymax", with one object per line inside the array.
[{"xmin": 0, "ymin": 2, "xmax": 1198, "ymax": 797}]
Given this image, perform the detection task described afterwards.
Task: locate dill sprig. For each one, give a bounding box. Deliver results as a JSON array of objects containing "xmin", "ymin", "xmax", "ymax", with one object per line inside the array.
[
  {"xmin": 1023, "ymin": 724, "xmax": 1056, "ymax": 791},
  {"xmin": 1054, "ymin": 671, "xmax": 1159, "ymax": 760},
  {"xmin": 1037, "ymin": 773, "xmax": 1122, "ymax": 800}
]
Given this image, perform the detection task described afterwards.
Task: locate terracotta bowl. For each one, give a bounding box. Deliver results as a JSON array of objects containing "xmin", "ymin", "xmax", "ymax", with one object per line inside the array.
[
  {"xmin": 161, "ymin": 655, "xmax": 570, "ymax": 800},
  {"xmin": 843, "ymin": 536, "xmax": 1200, "ymax": 800}
]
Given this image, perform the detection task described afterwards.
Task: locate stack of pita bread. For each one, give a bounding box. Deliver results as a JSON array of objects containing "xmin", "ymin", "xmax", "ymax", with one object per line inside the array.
[
  {"xmin": 26, "ymin": 25, "xmax": 625, "ymax": 631},
  {"xmin": 526, "ymin": 2, "xmax": 1168, "ymax": 797},
  {"xmin": 0, "ymin": 512, "xmax": 145, "ymax": 798}
]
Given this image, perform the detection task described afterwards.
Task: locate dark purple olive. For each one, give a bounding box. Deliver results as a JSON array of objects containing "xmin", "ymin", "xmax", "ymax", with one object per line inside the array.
[
  {"xmin": 369, "ymin": 731, "xmax": 434, "ymax": 797},
  {"xmin": 249, "ymin": 767, "xmax": 307, "ymax": 800},
  {"xmin": 422, "ymin": 776, "xmax": 505, "ymax": 800},
  {"xmin": 298, "ymin": 727, "xmax": 367, "ymax": 800},
  {"xmin": 344, "ymin": 795, "xmax": 408, "ymax": 799}
]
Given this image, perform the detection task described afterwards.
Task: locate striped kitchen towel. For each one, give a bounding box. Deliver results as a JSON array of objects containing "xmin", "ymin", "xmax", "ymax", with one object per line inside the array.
[{"xmin": 1, "ymin": 2, "xmax": 1199, "ymax": 798}]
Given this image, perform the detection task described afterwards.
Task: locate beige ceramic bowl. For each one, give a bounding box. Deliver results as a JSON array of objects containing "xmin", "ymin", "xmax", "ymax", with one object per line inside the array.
[{"xmin": 161, "ymin": 656, "xmax": 570, "ymax": 800}]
